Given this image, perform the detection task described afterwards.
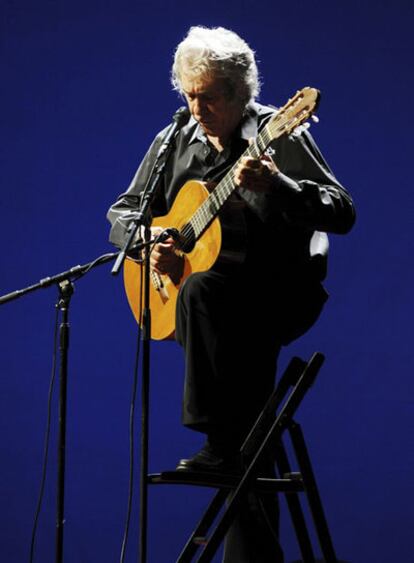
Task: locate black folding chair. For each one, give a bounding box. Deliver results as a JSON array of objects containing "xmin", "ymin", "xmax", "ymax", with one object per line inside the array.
[{"xmin": 149, "ymin": 352, "xmax": 342, "ymax": 562}]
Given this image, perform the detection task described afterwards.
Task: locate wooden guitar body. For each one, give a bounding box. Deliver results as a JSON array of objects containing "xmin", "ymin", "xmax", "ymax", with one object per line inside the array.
[{"xmin": 124, "ymin": 180, "xmax": 222, "ymax": 340}]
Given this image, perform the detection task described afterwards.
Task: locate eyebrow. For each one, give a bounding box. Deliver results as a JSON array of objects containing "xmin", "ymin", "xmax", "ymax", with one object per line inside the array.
[{"xmin": 184, "ymin": 89, "xmax": 210, "ymax": 96}]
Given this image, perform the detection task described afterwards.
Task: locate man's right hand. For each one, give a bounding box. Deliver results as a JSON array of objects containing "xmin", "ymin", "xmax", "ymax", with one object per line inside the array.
[{"xmin": 149, "ymin": 227, "xmax": 184, "ymax": 281}]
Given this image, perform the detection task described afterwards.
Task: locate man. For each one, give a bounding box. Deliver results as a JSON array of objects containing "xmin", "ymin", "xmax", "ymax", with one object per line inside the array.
[{"xmin": 108, "ymin": 26, "xmax": 355, "ymax": 563}]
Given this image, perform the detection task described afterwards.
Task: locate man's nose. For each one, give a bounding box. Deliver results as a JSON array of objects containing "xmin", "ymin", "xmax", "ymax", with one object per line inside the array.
[{"xmin": 192, "ymin": 97, "xmax": 206, "ymax": 118}]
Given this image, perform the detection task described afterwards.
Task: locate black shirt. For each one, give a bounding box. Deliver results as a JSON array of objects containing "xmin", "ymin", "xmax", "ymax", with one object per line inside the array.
[{"xmin": 107, "ymin": 102, "xmax": 355, "ymax": 281}]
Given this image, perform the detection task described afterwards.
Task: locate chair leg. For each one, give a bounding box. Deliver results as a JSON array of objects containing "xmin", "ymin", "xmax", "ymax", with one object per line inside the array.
[
  {"xmin": 289, "ymin": 422, "xmax": 338, "ymax": 563},
  {"xmin": 176, "ymin": 489, "xmax": 228, "ymax": 563},
  {"xmin": 274, "ymin": 442, "xmax": 316, "ymax": 562}
]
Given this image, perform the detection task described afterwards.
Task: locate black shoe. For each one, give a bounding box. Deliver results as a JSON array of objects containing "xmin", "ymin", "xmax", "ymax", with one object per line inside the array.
[{"xmin": 176, "ymin": 443, "xmax": 242, "ymax": 475}]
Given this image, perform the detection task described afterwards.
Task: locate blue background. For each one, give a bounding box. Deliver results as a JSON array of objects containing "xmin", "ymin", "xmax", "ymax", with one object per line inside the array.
[{"xmin": 1, "ymin": 1, "xmax": 413, "ymax": 562}]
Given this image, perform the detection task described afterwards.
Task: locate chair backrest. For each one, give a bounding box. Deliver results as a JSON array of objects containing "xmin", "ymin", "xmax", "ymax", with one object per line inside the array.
[{"xmin": 240, "ymin": 354, "xmax": 324, "ymax": 460}]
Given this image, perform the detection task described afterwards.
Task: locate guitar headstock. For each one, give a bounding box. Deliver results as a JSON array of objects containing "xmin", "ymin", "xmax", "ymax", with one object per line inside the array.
[{"xmin": 268, "ymin": 87, "xmax": 320, "ymax": 140}]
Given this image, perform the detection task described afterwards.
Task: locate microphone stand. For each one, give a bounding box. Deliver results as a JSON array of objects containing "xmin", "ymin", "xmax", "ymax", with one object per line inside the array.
[
  {"xmin": 110, "ymin": 106, "xmax": 189, "ymax": 563},
  {"xmin": 55, "ymin": 278, "xmax": 72, "ymax": 563},
  {"xmin": 0, "ymin": 249, "xmax": 151, "ymax": 563}
]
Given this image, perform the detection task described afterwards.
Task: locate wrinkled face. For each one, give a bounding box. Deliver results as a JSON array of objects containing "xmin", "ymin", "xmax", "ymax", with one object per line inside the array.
[{"xmin": 181, "ymin": 73, "xmax": 244, "ymax": 143}]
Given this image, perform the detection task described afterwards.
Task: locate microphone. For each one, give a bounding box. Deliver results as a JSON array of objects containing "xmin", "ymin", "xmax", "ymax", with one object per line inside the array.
[
  {"xmin": 172, "ymin": 105, "xmax": 191, "ymax": 126},
  {"xmin": 156, "ymin": 106, "xmax": 190, "ymax": 158}
]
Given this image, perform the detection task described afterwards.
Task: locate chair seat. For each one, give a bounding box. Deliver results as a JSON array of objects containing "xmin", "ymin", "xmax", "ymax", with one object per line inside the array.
[{"xmin": 148, "ymin": 471, "xmax": 304, "ymax": 493}]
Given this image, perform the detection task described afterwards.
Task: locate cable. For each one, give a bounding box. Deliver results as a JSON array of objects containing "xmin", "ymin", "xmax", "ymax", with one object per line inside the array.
[
  {"xmin": 29, "ymin": 305, "xmax": 60, "ymax": 563},
  {"xmin": 71, "ymin": 252, "xmax": 118, "ymax": 282},
  {"xmin": 119, "ymin": 262, "xmax": 144, "ymax": 563},
  {"xmin": 118, "ymin": 227, "xmax": 172, "ymax": 562}
]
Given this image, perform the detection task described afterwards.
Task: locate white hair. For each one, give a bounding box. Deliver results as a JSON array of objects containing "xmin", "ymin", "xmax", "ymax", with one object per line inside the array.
[{"xmin": 171, "ymin": 26, "xmax": 261, "ymax": 106}]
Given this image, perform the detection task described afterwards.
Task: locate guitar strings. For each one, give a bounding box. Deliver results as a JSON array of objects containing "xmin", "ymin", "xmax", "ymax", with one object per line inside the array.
[
  {"xmin": 179, "ymin": 129, "xmax": 266, "ymax": 241},
  {"xmin": 179, "ymin": 121, "xmax": 275, "ymax": 244}
]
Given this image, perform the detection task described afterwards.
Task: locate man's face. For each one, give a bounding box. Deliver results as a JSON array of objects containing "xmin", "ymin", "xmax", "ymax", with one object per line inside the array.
[{"xmin": 181, "ymin": 73, "xmax": 244, "ymax": 143}]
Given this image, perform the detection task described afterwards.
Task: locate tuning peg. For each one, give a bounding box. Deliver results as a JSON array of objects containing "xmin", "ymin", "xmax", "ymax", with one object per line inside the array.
[{"xmin": 311, "ymin": 115, "xmax": 319, "ymax": 123}]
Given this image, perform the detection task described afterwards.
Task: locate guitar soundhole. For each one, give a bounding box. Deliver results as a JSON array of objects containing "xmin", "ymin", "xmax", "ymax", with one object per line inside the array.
[{"xmin": 179, "ymin": 223, "xmax": 196, "ymax": 253}]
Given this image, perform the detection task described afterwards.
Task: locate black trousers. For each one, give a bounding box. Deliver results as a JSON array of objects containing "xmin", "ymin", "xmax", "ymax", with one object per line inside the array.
[
  {"xmin": 175, "ymin": 265, "xmax": 326, "ymax": 562},
  {"xmin": 176, "ymin": 268, "xmax": 281, "ymax": 436}
]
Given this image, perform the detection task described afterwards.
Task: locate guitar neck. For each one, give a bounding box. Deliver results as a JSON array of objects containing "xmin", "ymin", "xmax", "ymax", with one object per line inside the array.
[{"xmin": 186, "ymin": 121, "xmax": 273, "ymax": 241}]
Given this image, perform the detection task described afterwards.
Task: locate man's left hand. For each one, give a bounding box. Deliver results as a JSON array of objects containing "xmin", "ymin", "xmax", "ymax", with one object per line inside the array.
[{"xmin": 234, "ymin": 153, "xmax": 279, "ymax": 193}]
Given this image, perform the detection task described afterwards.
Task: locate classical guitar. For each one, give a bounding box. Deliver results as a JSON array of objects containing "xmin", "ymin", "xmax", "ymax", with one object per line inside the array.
[{"xmin": 124, "ymin": 87, "xmax": 320, "ymax": 340}]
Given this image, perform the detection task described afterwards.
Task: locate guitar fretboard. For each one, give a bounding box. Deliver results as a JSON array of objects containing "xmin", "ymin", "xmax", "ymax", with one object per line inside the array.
[{"xmin": 179, "ymin": 123, "xmax": 272, "ymax": 245}]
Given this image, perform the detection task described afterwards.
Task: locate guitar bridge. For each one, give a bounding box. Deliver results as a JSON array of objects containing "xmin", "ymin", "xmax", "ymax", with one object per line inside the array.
[{"xmin": 151, "ymin": 270, "xmax": 169, "ymax": 303}]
